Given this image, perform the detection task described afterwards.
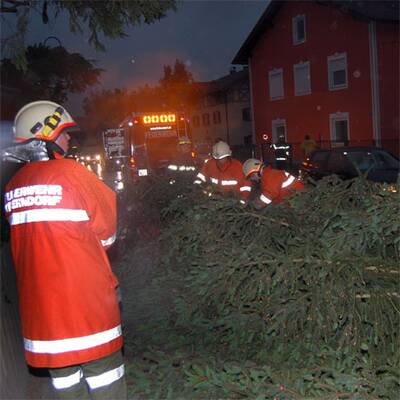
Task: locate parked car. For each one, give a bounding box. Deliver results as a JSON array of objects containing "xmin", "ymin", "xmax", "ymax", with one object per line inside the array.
[{"xmin": 299, "ymin": 147, "xmax": 399, "ymax": 184}]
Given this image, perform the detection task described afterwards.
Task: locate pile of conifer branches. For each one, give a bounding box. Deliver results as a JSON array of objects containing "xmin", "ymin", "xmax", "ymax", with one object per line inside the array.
[
  {"xmin": 153, "ymin": 175, "xmax": 399, "ymax": 397},
  {"xmin": 123, "ymin": 174, "xmax": 399, "ymax": 398}
]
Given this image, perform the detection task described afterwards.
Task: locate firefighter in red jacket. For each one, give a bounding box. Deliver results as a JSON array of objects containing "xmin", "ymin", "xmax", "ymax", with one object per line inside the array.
[
  {"xmin": 243, "ymin": 158, "xmax": 304, "ymax": 209},
  {"xmin": 194, "ymin": 140, "xmax": 251, "ymax": 202},
  {"xmin": 3, "ymin": 101, "xmax": 126, "ymax": 399}
]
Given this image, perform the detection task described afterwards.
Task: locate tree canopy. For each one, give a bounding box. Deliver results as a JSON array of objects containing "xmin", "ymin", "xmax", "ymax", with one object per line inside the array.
[
  {"xmin": 82, "ymin": 59, "xmax": 200, "ymax": 137},
  {"xmin": 1, "ymin": 44, "xmax": 102, "ymax": 118},
  {"xmin": 1, "ymin": 0, "xmax": 177, "ymax": 68},
  {"xmin": 159, "ymin": 59, "xmax": 198, "ymax": 110}
]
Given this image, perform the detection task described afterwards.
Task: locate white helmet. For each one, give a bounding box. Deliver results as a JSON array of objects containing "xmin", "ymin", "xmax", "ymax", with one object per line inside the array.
[
  {"xmin": 2, "ymin": 101, "xmax": 77, "ymax": 163},
  {"xmin": 243, "ymin": 158, "xmax": 262, "ymax": 178},
  {"xmin": 212, "ymin": 141, "xmax": 231, "ymax": 159},
  {"xmin": 14, "ymin": 101, "xmax": 77, "ymax": 143}
]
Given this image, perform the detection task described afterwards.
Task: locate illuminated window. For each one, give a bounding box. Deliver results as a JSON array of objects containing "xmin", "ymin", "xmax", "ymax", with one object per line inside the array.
[
  {"xmin": 268, "ymin": 68, "xmax": 284, "ymax": 100},
  {"xmin": 202, "ymin": 113, "xmax": 210, "ymax": 126}
]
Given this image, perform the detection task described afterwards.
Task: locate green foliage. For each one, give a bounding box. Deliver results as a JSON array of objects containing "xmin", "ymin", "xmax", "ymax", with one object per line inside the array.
[
  {"xmin": 1, "ymin": 44, "xmax": 102, "ymax": 106},
  {"xmin": 122, "ymin": 175, "xmax": 400, "ymax": 399},
  {"xmin": 159, "ymin": 59, "xmax": 199, "ymax": 110},
  {"xmin": 115, "ymin": 170, "xmax": 196, "ymax": 257},
  {"xmin": 1, "ymin": 0, "xmax": 177, "ymax": 69},
  {"xmin": 58, "ymin": 0, "xmax": 176, "ymax": 50},
  {"xmin": 82, "ymin": 84, "xmax": 170, "ymax": 131},
  {"xmin": 160, "ymin": 176, "xmax": 399, "ymax": 358},
  {"xmin": 82, "ymin": 88, "xmax": 134, "ymax": 130}
]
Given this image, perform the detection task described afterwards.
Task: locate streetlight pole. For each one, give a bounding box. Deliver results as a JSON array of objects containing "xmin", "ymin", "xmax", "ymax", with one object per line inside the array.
[{"xmin": 224, "ymin": 90, "xmax": 230, "ymax": 145}]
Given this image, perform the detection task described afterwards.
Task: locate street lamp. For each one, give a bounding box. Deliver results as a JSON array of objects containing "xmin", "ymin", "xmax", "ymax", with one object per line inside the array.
[{"xmin": 43, "ymin": 36, "xmax": 62, "ymax": 47}]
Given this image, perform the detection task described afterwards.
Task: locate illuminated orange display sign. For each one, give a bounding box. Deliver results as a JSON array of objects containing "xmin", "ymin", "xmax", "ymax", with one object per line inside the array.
[{"xmin": 142, "ymin": 114, "xmax": 176, "ymax": 124}]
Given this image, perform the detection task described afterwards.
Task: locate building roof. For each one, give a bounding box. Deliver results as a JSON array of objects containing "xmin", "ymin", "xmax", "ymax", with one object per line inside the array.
[
  {"xmin": 232, "ymin": 0, "xmax": 399, "ymax": 64},
  {"xmin": 198, "ymin": 69, "xmax": 249, "ymax": 94}
]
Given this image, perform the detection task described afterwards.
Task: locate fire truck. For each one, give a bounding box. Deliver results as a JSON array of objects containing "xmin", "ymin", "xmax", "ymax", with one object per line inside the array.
[{"xmin": 125, "ymin": 111, "xmax": 196, "ymax": 179}]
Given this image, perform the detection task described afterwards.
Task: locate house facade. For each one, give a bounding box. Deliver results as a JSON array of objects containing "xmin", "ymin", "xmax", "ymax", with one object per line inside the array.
[
  {"xmin": 232, "ymin": 0, "xmax": 399, "ymax": 161},
  {"xmin": 189, "ymin": 69, "xmax": 253, "ymax": 150}
]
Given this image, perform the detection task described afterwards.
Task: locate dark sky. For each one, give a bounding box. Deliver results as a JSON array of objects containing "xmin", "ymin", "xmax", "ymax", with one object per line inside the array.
[{"xmin": 3, "ymin": 1, "xmax": 268, "ymax": 114}]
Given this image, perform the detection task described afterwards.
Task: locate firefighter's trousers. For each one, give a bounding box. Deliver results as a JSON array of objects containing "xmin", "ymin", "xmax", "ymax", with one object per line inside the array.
[{"xmin": 49, "ymin": 350, "xmax": 127, "ymax": 400}]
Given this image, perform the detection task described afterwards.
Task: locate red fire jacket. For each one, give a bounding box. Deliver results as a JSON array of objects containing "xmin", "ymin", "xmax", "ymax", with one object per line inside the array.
[
  {"xmin": 4, "ymin": 159, "xmax": 122, "ymax": 368},
  {"xmin": 259, "ymin": 165, "xmax": 304, "ymax": 205},
  {"xmin": 194, "ymin": 158, "xmax": 251, "ymax": 199}
]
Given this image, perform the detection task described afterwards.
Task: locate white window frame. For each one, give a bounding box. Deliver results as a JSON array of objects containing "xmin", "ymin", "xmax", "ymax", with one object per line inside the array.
[
  {"xmin": 292, "ymin": 14, "xmax": 306, "ymax": 45},
  {"xmin": 329, "ymin": 112, "xmax": 350, "ymax": 146},
  {"xmin": 268, "ymin": 68, "xmax": 284, "ymax": 100},
  {"xmin": 293, "ymin": 61, "xmax": 311, "ymax": 96},
  {"xmin": 272, "ymin": 119, "xmax": 287, "ymax": 143},
  {"xmin": 328, "ymin": 53, "xmax": 348, "ymax": 90}
]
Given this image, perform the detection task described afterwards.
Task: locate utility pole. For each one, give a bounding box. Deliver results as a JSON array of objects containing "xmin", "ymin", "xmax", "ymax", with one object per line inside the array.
[{"xmin": 224, "ymin": 91, "xmax": 230, "ymax": 145}]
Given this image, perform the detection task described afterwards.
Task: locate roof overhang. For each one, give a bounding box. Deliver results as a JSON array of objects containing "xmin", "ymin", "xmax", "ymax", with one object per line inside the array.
[
  {"xmin": 232, "ymin": 0, "xmax": 283, "ymax": 65},
  {"xmin": 232, "ymin": 0, "xmax": 399, "ymax": 65}
]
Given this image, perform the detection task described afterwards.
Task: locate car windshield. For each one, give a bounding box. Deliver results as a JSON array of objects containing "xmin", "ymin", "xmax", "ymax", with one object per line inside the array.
[{"xmin": 345, "ymin": 151, "xmax": 399, "ymax": 172}]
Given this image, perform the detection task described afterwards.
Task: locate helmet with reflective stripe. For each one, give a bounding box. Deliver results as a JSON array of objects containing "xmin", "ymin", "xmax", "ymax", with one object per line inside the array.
[
  {"xmin": 13, "ymin": 101, "xmax": 77, "ymax": 144},
  {"xmin": 243, "ymin": 158, "xmax": 262, "ymax": 178},
  {"xmin": 212, "ymin": 141, "xmax": 231, "ymax": 159}
]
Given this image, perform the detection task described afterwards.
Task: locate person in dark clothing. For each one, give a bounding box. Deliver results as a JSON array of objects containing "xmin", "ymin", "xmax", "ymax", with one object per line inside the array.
[{"xmin": 272, "ymin": 134, "xmax": 291, "ymax": 170}]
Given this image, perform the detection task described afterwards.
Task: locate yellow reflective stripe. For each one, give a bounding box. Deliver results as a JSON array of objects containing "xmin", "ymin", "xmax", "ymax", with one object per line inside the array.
[
  {"xmin": 210, "ymin": 177, "xmax": 219, "ymax": 184},
  {"xmin": 86, "ymin": 365, "xmax": 125, "ymax": 389},
  {"xmin": 101, "ymin": 233, "xmax": 116, "ymax": 247},
  {"xmin": 52, "ymin": 370, "xmax": 83, "ymax": 389},
  {"xmin": 168, "ymin": 165, "xmax": 178, "ymax": 170},
  {"xmin": 193, "ymin": 180, "xmax": 202, "ymax": 185},
  {"xmin": 260, "ymin": 194, "xmax": 272, "ymax": 204},
  {"xmin": 9, "ymin": 209, "xmax": 89, "ymax": 225},
  {"xmin": 240, "ymin": 186, "xmax": 252, "ymax": 192},
  {"xmin": 282, "ymin": 175, "xmax": 295, "ymax": 188},
  {"xmin": 24, "ymin": 325, "xmax": 122, "ymax": 354}
]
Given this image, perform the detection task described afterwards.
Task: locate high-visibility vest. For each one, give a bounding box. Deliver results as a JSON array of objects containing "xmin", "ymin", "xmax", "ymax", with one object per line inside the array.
[
  {"xmin": 194, "ymin": 158, "xmax": 251, "ymax": 199},
  {"xmin": 272, "ymin": 142, "xmax": 292, "ymax": 161},
  {"xmin": 4, "ymin": 159, "xmax": 122, "ymax": 368},
  {"xmin": 258, "ymin": 165, "xmax": 304, "ymax": 205}
]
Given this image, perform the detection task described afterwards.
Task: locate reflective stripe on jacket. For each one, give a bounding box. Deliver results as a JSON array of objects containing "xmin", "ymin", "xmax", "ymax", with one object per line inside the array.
[
  {"xmin": 273, "ymin": 143, "xmax": 291, "ymax": 161},
  {"xmin": 5, "ymin": 159, "xmax": 122, "ymax": 368},
  {"xmin": 259, "ymin": 165, "xmax": 304, "ymax": 205},
  {"xmin": 194, "ymin": 158, "xmax": 251, "ymax": 199}
]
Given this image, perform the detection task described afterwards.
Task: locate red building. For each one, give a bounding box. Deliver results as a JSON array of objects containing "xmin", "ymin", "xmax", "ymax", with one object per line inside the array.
[{"xmin": 232, "ymin": 0, "xmax": 399, "ymax": 161}]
